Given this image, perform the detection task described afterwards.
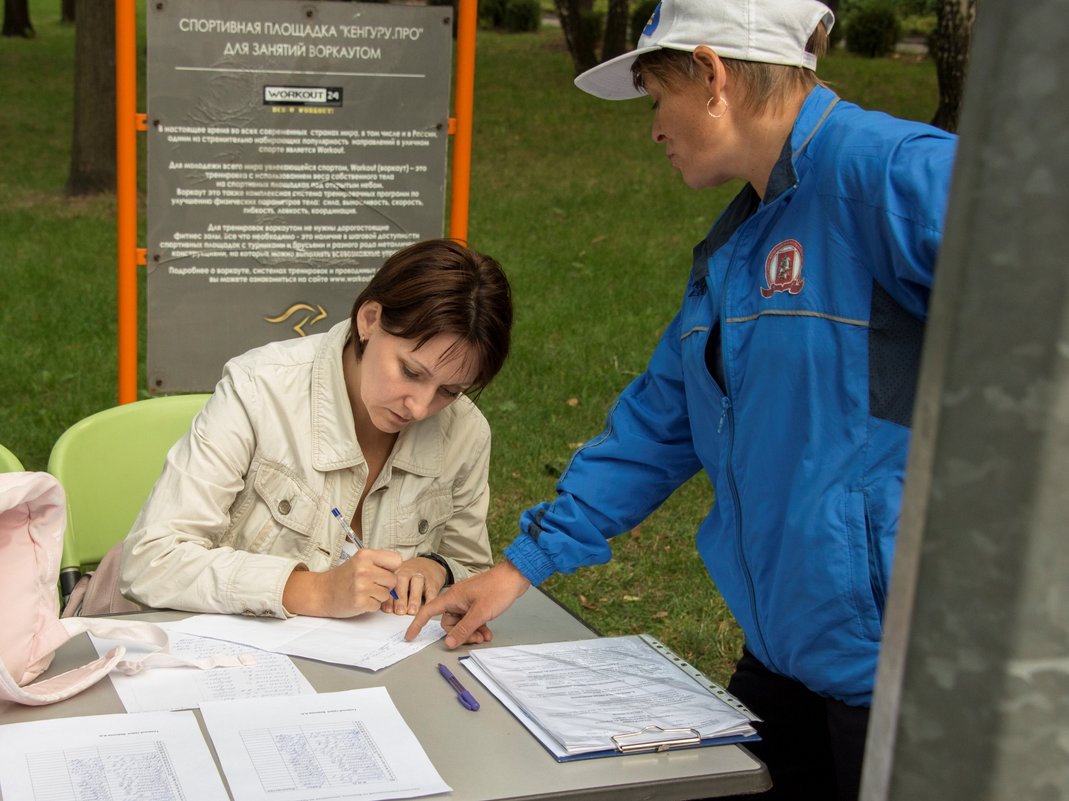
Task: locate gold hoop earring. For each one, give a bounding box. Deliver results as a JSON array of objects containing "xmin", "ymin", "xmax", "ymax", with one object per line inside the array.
[{"xmin": 706, "ymin": 96, "xmax": 728, "ymax": 119}]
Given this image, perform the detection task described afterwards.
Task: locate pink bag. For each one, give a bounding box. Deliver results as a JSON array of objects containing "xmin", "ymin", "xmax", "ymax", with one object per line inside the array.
[{"xmin": 0, "ymin": 472, "xmax": 251, "ymax": 706}]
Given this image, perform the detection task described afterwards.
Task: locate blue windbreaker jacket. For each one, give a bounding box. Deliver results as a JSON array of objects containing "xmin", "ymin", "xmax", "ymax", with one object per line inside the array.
[{"xmin": 506, "ymin": 86, "xmax": 958, "ymax": 706}]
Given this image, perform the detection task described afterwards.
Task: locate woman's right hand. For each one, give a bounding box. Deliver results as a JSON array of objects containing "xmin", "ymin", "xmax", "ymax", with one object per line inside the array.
[{"xmin": 282, "ymin": 548, "xmax": 402, "ymax": 618}]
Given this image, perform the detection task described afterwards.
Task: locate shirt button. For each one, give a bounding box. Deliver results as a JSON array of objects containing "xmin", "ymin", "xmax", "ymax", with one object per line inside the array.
[
  {"xmin": 278, "ymin": 499, "xmax": 291, "ymax": 515},
  {"xmin": 418, "ymin": 519, "xmax": 428, "ymax": 534}
]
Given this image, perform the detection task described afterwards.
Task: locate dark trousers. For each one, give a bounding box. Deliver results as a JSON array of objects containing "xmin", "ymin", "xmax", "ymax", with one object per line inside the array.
[{"xmin": 698, "ymin": 650, "xmax": 870, "ymax": 801}]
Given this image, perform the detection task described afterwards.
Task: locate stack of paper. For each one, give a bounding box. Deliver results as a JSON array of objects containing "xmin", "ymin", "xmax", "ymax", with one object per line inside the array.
[
  {"xmin": 463, "ymin": 634, "xmax": 758, "ymax": 760},
  {"xmin": 0, "ymin": 689, "xmax": 451, "ymax": 801}
]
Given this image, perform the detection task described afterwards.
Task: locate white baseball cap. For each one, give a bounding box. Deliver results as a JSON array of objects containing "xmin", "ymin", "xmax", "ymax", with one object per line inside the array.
[{"xmin": 575, "ymin": 0, "xmax": 834, "ymax": 100}]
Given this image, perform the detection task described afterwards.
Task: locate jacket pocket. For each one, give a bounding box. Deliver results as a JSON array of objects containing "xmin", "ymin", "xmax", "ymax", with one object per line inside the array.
[
  {"xmin": 245, "ymin": 462, "xmax": 320, "ymax": 554},
  {"xmin": 846, "ymin": 489, "xmax": 884, "ymax": 641},
  {"xmin": 864, "ymin": 500, "xmax": 886, "ymax": 623},
  {"xmin": 390, "ymin": 487, "xmax": 453, "ymax": 549}
]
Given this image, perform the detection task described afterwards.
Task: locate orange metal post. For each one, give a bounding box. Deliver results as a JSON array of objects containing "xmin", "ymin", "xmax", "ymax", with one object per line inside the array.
[
  {"xmin": 116, "ymin": 0, "xmax": 138, "ymax": 403},
  {"xmin": 449, "ymin": 0, "xmax": 477, "ymax": 243}
]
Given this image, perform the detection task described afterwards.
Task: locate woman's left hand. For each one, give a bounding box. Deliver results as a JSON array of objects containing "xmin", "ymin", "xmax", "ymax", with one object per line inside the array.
[{"xmin": 382, "ymin": 556, "xmax": 448, "ymax": 615}]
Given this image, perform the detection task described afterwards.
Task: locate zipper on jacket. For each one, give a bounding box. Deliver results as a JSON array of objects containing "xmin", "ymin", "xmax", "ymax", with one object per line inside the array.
[
  {"xmin": 716, "ymin": 235, "xmax": 776, "ymax": 673},
  {"xmin": 721, "ymin": 395, "xmax": 774, "ymax": 669}
]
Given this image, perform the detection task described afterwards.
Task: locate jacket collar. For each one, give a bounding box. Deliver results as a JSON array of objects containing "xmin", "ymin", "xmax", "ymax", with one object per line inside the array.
[
  {"xmin": 767, "ymin": 84, "xmax": 840, "ymax": 201},
  {"xmin": 309, "ymin": 320, "xmax": 445, "ymax": 477},
  {"xmin": 691, "ymin": 85, "xmax": 840, "ymax": 282}
]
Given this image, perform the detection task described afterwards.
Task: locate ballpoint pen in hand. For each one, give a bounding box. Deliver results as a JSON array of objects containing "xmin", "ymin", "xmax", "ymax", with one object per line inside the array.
[
  {"xmin": 330, "ymin": 507, "xmax": 399, "ymax": 600},
  {"xmin": 438, "ymin": 662, "xmax": 480, "ymax": 711}
]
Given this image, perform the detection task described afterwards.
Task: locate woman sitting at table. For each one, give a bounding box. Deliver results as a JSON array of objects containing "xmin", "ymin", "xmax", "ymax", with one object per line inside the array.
[{"xmin": 118, "ymin": 238, "xmax": 513, "ymax": 619}]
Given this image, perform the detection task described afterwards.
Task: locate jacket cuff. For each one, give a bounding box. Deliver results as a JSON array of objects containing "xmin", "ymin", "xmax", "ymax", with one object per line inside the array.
[
  {"xmin": 229, "ymin": 553, "xmax": 304, "ymax": 618},
  {"xmin": 503, "ymin": 535, "xmax": 557, "ymax": 586}
]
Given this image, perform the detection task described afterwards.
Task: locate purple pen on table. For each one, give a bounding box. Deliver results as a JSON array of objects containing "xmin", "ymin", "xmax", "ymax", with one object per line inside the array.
[
  {"xmin": 330, "ymin": 507, "xmax": 399, "ymax": 600},
  {"xmin": 438, "ymin": 662, "xmax": 480, "ymax": 711}
]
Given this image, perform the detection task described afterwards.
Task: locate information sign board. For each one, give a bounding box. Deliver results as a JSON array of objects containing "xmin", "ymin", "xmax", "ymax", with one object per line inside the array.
[{"xmin": 146, "ymin": 0, "xmax": 452, "ymax": 391}]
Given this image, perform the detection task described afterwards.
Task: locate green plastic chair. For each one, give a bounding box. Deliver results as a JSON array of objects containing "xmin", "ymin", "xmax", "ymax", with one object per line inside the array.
[
  {"xmin": 0, "ymin": 442, "xmax": 25, "ymax": 472},
  {"xmin": 48, "ymin": 394, "xmax": 211, "ymax": 600}
]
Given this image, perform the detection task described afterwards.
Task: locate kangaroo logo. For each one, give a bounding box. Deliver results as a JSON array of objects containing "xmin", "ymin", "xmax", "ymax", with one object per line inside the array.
[{"xmin": 264, "ymin": 303, "xmax": 328, "ymax": 336}]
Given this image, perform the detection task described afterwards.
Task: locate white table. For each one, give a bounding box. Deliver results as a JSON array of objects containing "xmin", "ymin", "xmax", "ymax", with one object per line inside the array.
[{"xmin": 0, "ymin": 589, "xmax": 770, "ymax": 799}]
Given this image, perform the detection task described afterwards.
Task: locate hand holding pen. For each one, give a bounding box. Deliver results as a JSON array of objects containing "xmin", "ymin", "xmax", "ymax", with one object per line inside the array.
[
  {"xmin": 281, "ymin": 541, "xmax": 401, "ymax": 618},
  {"xmin": 331, "ymin": 507, "xmax": 400, "ymax": 600}
]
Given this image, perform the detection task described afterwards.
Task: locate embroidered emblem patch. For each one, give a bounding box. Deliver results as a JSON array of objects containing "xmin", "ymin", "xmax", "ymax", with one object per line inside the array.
[{"xmin": 761, "ymin": 239, "xmax": 805, "ymax": 299}]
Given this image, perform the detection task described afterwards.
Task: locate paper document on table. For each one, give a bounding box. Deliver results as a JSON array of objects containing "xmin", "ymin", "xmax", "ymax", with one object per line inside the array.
[
  {"xmin": 0, "ymin": 710, "xmax": 229, "ymax": 800},
  {"xmin": 200, "ymin": 687, "xmax": 451, "ymax": 801},
  {"xmin": 464, "ymin": 634, "xmax": 759, "ymax": 760},
  {"xmin": 89, "ymin": 625, "xmax": 315, "ymax": 712},
  {"xmin": 169, "ymin": 610, "xmax": 445, "ymax": 670}
]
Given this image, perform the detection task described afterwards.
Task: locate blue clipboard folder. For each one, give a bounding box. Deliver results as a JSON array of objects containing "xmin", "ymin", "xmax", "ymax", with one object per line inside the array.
[{"xmin": 460, "ymin": 634, "xmax": 761, "ymax": 762}]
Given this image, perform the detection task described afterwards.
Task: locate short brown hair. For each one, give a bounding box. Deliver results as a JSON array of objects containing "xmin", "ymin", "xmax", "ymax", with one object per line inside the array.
[
  {"xmin": 350, "ymin": 239, "xmax": 513, "ymax": 394},
  {"xmin": 631, "ymin": 23, "xmax": 829, "ymax": 114}
]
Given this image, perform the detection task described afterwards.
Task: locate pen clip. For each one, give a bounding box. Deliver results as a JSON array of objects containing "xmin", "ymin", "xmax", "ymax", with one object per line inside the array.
[{"xmin": 454, "ymin": 688, "xmax": 480, "ymax": 711}]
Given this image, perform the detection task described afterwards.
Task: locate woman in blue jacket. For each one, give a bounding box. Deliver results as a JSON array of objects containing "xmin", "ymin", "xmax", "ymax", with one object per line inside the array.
[{"xmin": 409, "ymin": 0, "xmax": 957, "ymax": 797}]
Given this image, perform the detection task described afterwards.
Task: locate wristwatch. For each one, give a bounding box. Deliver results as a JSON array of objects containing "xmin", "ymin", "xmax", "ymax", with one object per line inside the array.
[{"xmin": 420, "ymin": 552, "xmax": 454, "ymax": 586}]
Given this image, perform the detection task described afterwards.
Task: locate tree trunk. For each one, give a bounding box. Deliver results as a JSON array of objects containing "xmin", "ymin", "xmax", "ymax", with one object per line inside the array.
[
  {"xmin": 2, "ymin": 0, "xmax": 34, "ymax": 37},
  {"xmin": 930, "ymin": 0, "xmax": 975, "ymax": 133},
  {"xmin": 601, "ymin": 0, "xmax": 629, "ymax": 61},
  {"xmin": 554, "ymin": 0, "xmax": 598, "ymax": 75},
  {"xmin": 557, "ymin": 0, "xmax": 633, "ymax": 74},
  {"xmin": 66, "ymin": 0, "xmax": 116, "ymax": 195},
  {"xmin": 61, "ymin": 0, "xmax": 75, "ymax": 24}
]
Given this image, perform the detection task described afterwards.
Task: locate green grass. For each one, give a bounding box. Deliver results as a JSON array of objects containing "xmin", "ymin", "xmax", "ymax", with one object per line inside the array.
[{"xmin": 0, "ymin": 1, "xmax": 937, "ymax": 684}]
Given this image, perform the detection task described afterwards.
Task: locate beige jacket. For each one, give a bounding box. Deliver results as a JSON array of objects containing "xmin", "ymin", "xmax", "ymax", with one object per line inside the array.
[{"xmin": 120, "ymin": 321, "xmax": 493, "ymax": 618}]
